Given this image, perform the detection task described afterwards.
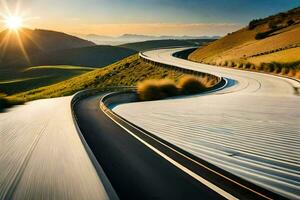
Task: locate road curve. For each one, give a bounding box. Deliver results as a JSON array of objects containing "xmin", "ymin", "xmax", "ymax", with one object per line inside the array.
[
  {"xmin": 73, "ymin": 94, "xmax": 230, "ymax": 200},
  {"xmin": 113, "ymin": 48, "xmax": 300, "ymax": 200},
  {"xmin": 0, "ymin": 97, "xmax": 111, "ymax": 200}
]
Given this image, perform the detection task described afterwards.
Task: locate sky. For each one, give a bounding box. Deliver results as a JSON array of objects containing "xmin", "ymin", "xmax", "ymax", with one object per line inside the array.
[{"xmin": 0, "ymin": 0, "xmax": 299, "ymax": 36}]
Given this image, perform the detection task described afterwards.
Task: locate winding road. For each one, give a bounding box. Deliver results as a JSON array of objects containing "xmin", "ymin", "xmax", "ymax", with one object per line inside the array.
[
  {"xmin": 1, "ymin": 47, "xmax": 299, "ymax": 200},
  {"xmin": 113, "ymin": 48, "xmax": 300, "ymax": 200}
]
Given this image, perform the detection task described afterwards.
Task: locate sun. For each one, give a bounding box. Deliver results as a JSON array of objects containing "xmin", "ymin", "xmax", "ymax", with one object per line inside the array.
[{"xmin": 5, "ymin": 16, "xmax": 23, "ymax": 30}]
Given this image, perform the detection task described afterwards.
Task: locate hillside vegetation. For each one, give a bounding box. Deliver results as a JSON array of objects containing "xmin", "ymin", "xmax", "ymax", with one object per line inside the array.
[
  {"xmin": 189, "ymin": 7, "xmax": 300, "ymax": 79},
  {"xmin": 9, "ymin": 55, "xmax": 184, "ymax": 102},
  {"xmin": 138, "ymin": 76, "xmax": 214, "ymax": 101},
  {"xmin": 0, "ymin": 65, "xmax": 95, "ymax": 95}
]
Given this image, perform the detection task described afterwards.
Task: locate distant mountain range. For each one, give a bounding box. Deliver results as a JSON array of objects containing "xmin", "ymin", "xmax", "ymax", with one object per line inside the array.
[{"xmin": 79, "ymin": 33, "xmax": 220, "ymax": 45}]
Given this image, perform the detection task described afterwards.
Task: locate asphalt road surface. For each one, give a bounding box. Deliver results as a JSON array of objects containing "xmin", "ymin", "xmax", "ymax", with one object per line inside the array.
[
  {"xmin": 113, "ymin": 48, "xmax": 300, "ymax": 200},
  {"xmin": 74, "ymin": 95, "xmax": 229, "ymax": 200}
]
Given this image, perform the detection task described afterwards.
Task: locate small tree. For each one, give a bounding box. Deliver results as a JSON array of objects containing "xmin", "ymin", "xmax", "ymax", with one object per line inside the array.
[{"xmin": 249, "ymin": 19, "xmax": 262, "ymax": 30}]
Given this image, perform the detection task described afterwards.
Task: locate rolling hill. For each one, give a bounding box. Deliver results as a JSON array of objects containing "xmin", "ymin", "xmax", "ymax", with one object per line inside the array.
[
  {"xmin": 0, "ymin": 28, "xmax": 137, "ymax": 95},
  {"xmin": 9, "ymin": 55, "xmax": 184, "ymax": 102},
  {"xmin": 0, "ymin": 65, "xmax": 95, "ymax": 95},
  {"xmin": 0, "ymin": 45, "xmax": 137, "ymax": 94},
  {"xmin": 119, "ymin": 39, "xmax": 215, "ymax": 51},
  {"xmin": 189, "ymin": 6, "xmax": 300, "ymax": 78},
  {"xmin": 0, "ymin": 28, "xmax": 95, "ymax": 66}
]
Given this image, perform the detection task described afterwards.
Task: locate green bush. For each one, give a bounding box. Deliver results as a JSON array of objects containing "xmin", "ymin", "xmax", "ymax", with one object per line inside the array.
[
  {"xmin": 255, "ymin": 31, "xmax": 270, "ymax": 40},
  {"xmin": 178, "ymin": 76, "xmax": 206, "ymax": 95}
]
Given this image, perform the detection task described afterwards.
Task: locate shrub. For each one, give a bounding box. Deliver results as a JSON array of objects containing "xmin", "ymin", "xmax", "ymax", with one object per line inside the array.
[
  {"xmin": 229, "ymin": 61, "xmax": 236, "ymax": 67},
  {"xmin": 157, "ymin": 79, "xmax": 179, "ymax": 97},
  {"xmin": 178, "ymin": 76, "xmax": 207, "ymax": 95},
  {"xmin": 255, "ymin": 31, "xmax": 270, "ymax": 40},
  {"xmin": 138, "ymin": 80, "xmax": 165, "ymax": 101},
  {"xmin": 244, "ymin": 63, "xmax": 252, "ymax": 69},
  {"xmin": 287, "ymin": 19, "xmax": 295, "ymax": 26},
  {"xmin": 223, "ymin": 61, "xmax": 228, "ymax": 66},
  {"xmin": 250, "ymin": 64, "xmax": 256, "ymax": 70},
  {"xmin": 281, "ymin": 67, "xmax": 289, "ymax": 75},
  {"xmin": 249, "ymin": 19, "xmax": 263, "ymax": 30},
  {"xmin": 237, "ymin": 63, "xmax": 244, "ymax": 68},
  {"xmin": 137, "ymin": 79, "xmax": 178, "ymax": 101}
]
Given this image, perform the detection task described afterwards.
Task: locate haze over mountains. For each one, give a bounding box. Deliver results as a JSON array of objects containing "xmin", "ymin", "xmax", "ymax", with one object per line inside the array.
[{"xmin": 79, "ymin": 33, "xmax": 220, "ymax": 45}]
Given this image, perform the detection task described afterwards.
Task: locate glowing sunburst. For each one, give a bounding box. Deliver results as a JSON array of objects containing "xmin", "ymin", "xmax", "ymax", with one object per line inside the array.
[
  {"xmin": 0, "ymin": 0, "xmax": 33, "ymax": 64},
  {"xmin": 4, "ymin": 15, "xmax": 23, "ymax": 30}
]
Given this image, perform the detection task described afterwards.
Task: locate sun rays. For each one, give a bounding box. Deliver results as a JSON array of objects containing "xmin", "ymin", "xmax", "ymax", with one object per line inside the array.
[
  {"xmin": 4, "ymin": 15, "xmax": 23, "ymax": 30},
  {"xmin": 0, "ymin": 0, "xmax": 34, "ymax": 64}
]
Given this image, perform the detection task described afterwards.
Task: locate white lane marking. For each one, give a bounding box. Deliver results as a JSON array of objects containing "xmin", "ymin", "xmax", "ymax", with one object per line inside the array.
[{"xmin": 100, "ymin": 103, "xmax": 238, "ymax": 200}]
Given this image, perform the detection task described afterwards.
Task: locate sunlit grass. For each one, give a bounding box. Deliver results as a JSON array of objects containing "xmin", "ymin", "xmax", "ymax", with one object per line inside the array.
[
  {"xmin": 0, "ymin": 65, "xmax": 95, "ymax": 95},
  {"xmin": 8, "ymin": 55, "xmax": 184, "ymax": 102},
  {"xmin": 247, "ymin": 47, "xmax": 300, "ymax": 65},
  {"xmin": 24, "ymin": 65, "xmax": 96, "ymax": 71}
]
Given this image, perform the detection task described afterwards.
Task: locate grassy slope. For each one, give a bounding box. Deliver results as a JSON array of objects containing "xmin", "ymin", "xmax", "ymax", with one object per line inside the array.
[
  {"xmin": 9, "ymin": 55, "xmax": 184, "ymax": 102},
  {"xmin": 0, "ymin": 45, "xmax": 137, "ymax": 94},
  {"xmin": 24, "ymin": 45, "xmax": 137, "ymax": 67},
  {"xmin": 189, "ymin": 7, "xmax": 300, "ymax": 78},
  {"xmin": 0, "ymin": 65, "xmax": 95, "ymax": 95},
  {"xmin": 247, "ymin": 47, "xmax": 300, "ymax": 65},
  {"xmin": 119, "ymin": 39, "xmax": 215, "ymax": 51}
]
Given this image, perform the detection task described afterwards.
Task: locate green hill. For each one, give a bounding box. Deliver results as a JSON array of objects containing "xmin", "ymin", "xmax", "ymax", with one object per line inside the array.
[
  {"xmin": 0, "ymin": 44, "xmax": 137, "ymax": 94},
  {"xmin": 0, "ymin": 65, "xmax": 95, "ymax": 95},
  {"xmin": 119, "ymin": 39, "xmax": 215, "ymax": 51},
  {"xmin": 9, "ymin": 55, "xmax": 184, "ymax": 102},
  {"xmin": 0, "ymin": 34, "xmax": 137, "ymax": 94}
]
